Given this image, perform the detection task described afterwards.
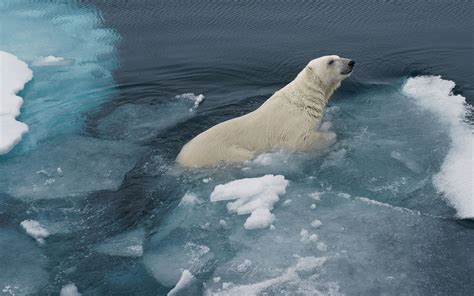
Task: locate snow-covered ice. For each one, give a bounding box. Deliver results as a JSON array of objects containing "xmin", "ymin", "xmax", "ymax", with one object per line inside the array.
[
  {"xmin": 20, "ymin": 220, "xmax": 49, "ymax": 243},
  {"xmin": 210, "ymin": 175, "xmax": 289, "ymax": 229},
  {"xmin": 0, "ymin": 51, "xmax": 32, "ymax": 154},
  {"xmin": 167, "ymin": 270, "xmax": 195, "ymax": 296},
  {"xmin": 402, "ymin": 76, "xmax": 474, "ymax": 218},
  {"xmin": 60, "ymin": 283, "xmax": 81, "ymax": 296}
]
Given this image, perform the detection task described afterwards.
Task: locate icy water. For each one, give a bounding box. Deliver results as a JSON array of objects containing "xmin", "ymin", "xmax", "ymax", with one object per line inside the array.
[{"xmin": 1, "ymin": 1, "xmax": 473, "ymax": 295}]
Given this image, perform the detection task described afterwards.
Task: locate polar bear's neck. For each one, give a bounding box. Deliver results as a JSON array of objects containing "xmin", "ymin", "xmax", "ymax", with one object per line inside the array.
[{"xmin": 281, "ymin": 70, "xmax": 339, "ymax": 120}]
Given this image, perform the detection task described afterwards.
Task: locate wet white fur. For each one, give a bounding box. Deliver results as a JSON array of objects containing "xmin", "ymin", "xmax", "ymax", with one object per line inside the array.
[{"xmin": 176, "ymin": 55, "xmax": 351, "ymax": 167}]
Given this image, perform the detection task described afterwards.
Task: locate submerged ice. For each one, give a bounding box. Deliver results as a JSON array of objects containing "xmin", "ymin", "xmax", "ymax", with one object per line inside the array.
[{"xmin": 0, "ymin": 0, "xmax": 119, "ymax": 154}]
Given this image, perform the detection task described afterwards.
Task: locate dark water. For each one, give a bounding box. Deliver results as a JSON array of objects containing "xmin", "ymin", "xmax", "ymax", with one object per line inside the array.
[{"xmin": 1, "ymin": 1, "xmax": 473, "ymax": 295}]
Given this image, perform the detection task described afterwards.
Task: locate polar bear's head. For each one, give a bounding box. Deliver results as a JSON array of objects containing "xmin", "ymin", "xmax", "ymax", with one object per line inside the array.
[{"xmin": 305, "ymin": 55, "xmax": 354, "ymax": 93}]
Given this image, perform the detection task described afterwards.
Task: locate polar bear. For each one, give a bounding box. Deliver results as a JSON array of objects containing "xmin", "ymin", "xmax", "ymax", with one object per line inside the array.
[{"xmin": 176, "ymin": 55, "xmax": 354, "ymax": 167}]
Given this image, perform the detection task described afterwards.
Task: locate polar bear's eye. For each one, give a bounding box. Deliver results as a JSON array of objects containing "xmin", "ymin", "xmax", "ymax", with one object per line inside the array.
[{"xmin": 328, "ymin": 60, "xmax": 334, "ymax": 65}]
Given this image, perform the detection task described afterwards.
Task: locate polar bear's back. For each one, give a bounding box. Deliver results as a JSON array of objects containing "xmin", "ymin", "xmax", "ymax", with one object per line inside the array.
[
  {"xmin": 176, "ymin": 115, "xmax": 257, "ymax": 167},
  {"xmin": 175, "ymin": 93, "xmax": 314, "ymax": 167}
]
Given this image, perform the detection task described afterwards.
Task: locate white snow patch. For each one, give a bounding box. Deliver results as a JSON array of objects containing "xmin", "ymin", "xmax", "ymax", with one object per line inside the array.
[
  {"xmin": 20, "ymin": 220, "xmax": 49, "ymax": 243},
  {"xmin": 0, "ymin": 51, "xmax": 33, "ymax": 154},
  {"xmin": 32, "ymin": 55, "xmax": 70, "ymax": 66},
  {"xmin": 402, "ymin": 76, "xmax": 474, "ymax": 218},
  {"xmin": 167, "ymin": 270, "xmax": 195, "ymax": 296},
  {"xmin": 210, "ymin": 175, "xmax": 289, "ymax": 230},
  {"xmin": 175, "ymin": 93, "xmax": 205, "ymax": 110},
  {"xmin": 300, "ymin": 229, "xmax": 318, "ymax": 244},
  {"xmin": 310, "ymin": 219, "xmax": 323, "ymax": 228},
  {"xmin": 60, "ymin": 283, "xmax": 81, "ymax": 296}
]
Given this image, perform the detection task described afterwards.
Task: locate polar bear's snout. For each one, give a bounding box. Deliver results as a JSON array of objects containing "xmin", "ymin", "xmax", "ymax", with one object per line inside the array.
[{"xmin": 340, "ymin": 59, "xmax": 355, "ymax": 75}]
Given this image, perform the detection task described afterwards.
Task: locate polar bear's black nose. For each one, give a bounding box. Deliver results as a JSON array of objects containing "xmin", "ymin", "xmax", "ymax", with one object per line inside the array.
[{"xmin": 348, "ymin": 60, "xmax": 355, "ymax": 67}]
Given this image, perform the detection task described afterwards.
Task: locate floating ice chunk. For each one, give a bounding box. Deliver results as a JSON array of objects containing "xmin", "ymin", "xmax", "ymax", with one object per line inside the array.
[
  {"xmin": 300, "ymin": 229, "xmax": 318, "ymax": 243},
  {"xmin": 167, "ymin": 270, "xmax": 195, "ymax": 296},
  {"xmin": 94, "ymin": 228, "xmax": 145, "ymax": 257},
  {"xmin": 390, "ymin": 151, "xmax": 423, "ymax": 174},
  {"xmin": 20, "ymin": 220, "xmax": 49, "ymax": 243},
  {"xmin": 179, "ymin": 192, "xmax": 203, "ymax": 207},
  {"xmin": 32, "ymin": 55, "xmax": 72, "ymax": 66},
  {"xmin": 282, "ymin": 199, "xmax": 292, "ymax": 207},
  {"xmin": 310, "ymin": 204, "xmax": 316, "ymax": 209},
  {"xmin": 60, "ymin": 283, "xmax": 81, "ymax": 296},
  {"xmin": 175, "ymin": 93, "xmax": 205, "ymax": 110},
  {"xmin": 337, "ymin": 192, "xmax": 351, "ymax": 199},
  {"xmin": 402, "ymin": 76, "xmax": 474, "ymax": 218},
  {"xmin": 213, "ymin": 277, "xmax": 221, "ymax": 283},
  {"xmin": 0, "ymin": 51, "xmax": 33, "ymax": 154},
  {"xmin": 310, "ymin": 219, "xmax": 323, "ymax": 228},
  {"xmin": 317, "ymin": 242, "xmax": 327, "ymax": 251},
  {"xmin": 0, "ymin": 136, "xmax": 143, "ymax": 200},
  {"xmin": 244, "ymin": 208, "xmax": 275, "ymax": 229},
  {"xmin": 309, "ymin": 191, "xmax": 322, "ymax": 201},
  {"xmin": 210, "ymin": 175, "xmax": 289, "ymax": 229},
  {"xmin": 236, "ymin": 259, "xmax": 252, "ymax": 273}
]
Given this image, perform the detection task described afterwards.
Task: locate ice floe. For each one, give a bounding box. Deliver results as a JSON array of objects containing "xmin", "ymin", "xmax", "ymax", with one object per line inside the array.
[
  {"xmin": 20, "ymin": 220, "xmax": 49, "ymax": 244},
  {"xmin": 0, "ymin": 51, "xmax": 32, "ymax": 154},
  {"xmin": 210, "ymin": 175, "xmax": 289, "ymax": 229},
  {"xmin": 167, "ymin": 270, "xmax": 195, "ymax": 296},
  {"xmin": 402, "ymin": 76, "xmax": 474, "ymax": 218},
  {"xmin": 60, "ymin": 283, "xmax": 81, "ymax": 296}
]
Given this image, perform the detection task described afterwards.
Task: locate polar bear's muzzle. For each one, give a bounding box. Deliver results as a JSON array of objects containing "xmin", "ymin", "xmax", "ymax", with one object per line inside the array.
[{"xmin": 340, "ymin": 59, "xmax": 355, "ymax": 75}]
